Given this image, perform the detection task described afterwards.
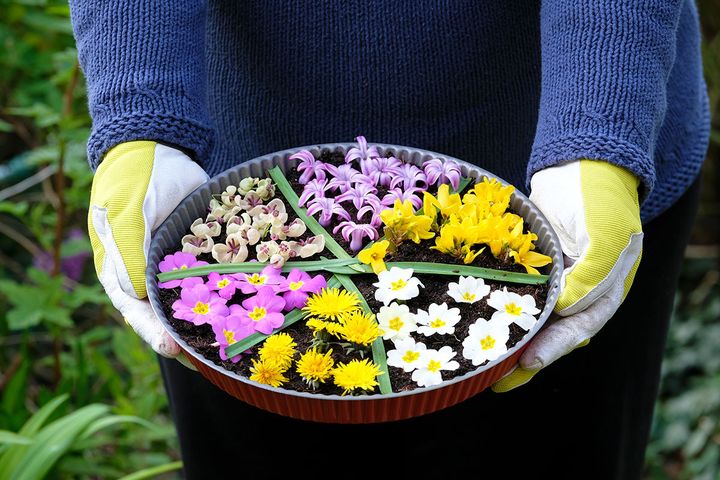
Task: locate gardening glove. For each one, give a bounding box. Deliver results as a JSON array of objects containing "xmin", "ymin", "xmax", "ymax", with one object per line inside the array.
[
  {"xmin": 492, "ymin": 159, "xmax": 643, "ymax": 392},
  {"xmin": 88, "ymin": 141, "xmax": 209, "ymax": 358}
]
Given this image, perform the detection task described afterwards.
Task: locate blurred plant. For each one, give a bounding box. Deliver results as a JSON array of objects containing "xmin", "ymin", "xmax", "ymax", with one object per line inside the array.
[
  {"xmin": 645, "ymin": 259, "xmax": 720, "ymax": 480},
  {"xmin": 0, "ymin": 394, "xmax": 182, "ymax": 480},
  {"xmin": 0, "ymin": 2, "xmax": 181, "ymax": 478}
]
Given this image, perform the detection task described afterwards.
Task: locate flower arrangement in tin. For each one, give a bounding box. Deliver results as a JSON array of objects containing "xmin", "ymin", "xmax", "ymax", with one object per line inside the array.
[{"xmin": 156, "ymin": 137, "xmax": 552, "ymax": 396}]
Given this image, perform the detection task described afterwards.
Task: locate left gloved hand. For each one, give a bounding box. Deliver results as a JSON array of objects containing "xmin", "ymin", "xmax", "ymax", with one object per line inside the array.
[{"xmin": 492, "ymin": 159, "xmax": 643, "ymax": 392}]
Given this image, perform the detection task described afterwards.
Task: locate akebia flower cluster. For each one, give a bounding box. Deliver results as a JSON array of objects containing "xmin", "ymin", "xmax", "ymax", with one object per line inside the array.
[
  {"xmin": 156, "ymin": 136, "xmax": 553, "ymax": 397},
  {"xmin": 181, "ymin": 177, "xmax": 325, "ymax": 267}
]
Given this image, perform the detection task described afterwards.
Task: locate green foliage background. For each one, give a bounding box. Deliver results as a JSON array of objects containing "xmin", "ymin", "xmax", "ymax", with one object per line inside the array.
[{"xmin": 0, "ymin": 1, "xmax": 718, "ymax": 478}]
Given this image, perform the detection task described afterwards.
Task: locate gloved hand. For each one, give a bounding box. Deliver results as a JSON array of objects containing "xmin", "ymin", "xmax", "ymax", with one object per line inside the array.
[
  {"xmin": 492, "ymin": 159, "xmax": 643, "ymax": 392},
  {"xmin": 88, "ymin": 141, "xmax": 209, "ymax": 358}
]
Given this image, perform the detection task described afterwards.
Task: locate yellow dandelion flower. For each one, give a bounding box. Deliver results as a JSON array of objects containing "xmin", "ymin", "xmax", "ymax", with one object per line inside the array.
[
  {"xmin": 303, "ymin": 287, "xmax": 361, "ymax": 321},
  {"xmin": 249, "ymin": 358, "xmax": 288, "ymax": 388},
  {"xmin": 306, "ymin": 317, "xmax": 344, "ymax": 336},
  {"xmin": 259, "ymin": 332, "xmax": 296, "ymax": 369},
  {"xmin": 296, "ymin": 348, "xmax": 335, "ymax": 384},
  {"xmin": 332, "ymin": 359, "xmax": 382, "ymax": 396},
  {"xmin": 337, "ymin": 310, "xmax": 383, "ymax": 346}
]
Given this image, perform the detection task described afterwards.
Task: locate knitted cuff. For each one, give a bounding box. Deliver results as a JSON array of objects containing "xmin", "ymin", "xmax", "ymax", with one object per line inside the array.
[{"xmin": 87, "ymin": 112, "xmax": 214, "ymax": 171}]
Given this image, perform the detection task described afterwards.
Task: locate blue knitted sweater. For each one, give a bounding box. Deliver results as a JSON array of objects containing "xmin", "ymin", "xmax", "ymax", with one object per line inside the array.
[{"xmin": 69, "ymin": 1, "xmax": 709, "ymax": 221}]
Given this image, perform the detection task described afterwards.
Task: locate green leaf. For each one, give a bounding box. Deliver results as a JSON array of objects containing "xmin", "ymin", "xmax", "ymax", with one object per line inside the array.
[
  {"xmin": 385, "ymin": 261, "xmax": 549, "ymax": 284},
  {"xmin": 117, "ymin": 461, "xmax": 184, "ymax": 480},
  {"xmin": 268, "ymin": 166, "xmax": 350, "ymax": 259},
  {"xmin": 10, "ymin": 404, "xmax": 110, "ymax": 480},
  {"xmin": 333, "ymin": 274, "xmax": 392, "ymax": 394},
  {"xmin": 157, "ymin": 258, "xmax": 356, "ymax": 282},
  {"xmin": 0, "ymin": 432, "xmax": 31, "ymax": 447},
  {"xmin": 0, "ymin": 394, "xmax": 68, "ymax": 479}
]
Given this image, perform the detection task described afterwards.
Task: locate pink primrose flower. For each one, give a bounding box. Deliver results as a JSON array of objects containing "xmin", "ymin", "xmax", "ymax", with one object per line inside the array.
[
  {"xmin": 207, "ymin": 272, "xmax": 238, "ymax": 300},
  {"xmin": 211, "ymin": 314, "xmax": 255, "ymax": 363},
  {"xmin": 158, "ymin": 252, "xmax": 208, "ymax": 289},
  {"xmin": 232, "ymin": 286, "xmax": 286, "ymax": 335},
  {"xmin": 234, "ymin": 265, "xmax": 284, "ymax": 294},
  {"xmin": 171, "ymin": 283, "xmax": 229, "ymax": 326},
  {"xmin": 278, "ymin": 269, "xmax": 327, "ymax": 310}
]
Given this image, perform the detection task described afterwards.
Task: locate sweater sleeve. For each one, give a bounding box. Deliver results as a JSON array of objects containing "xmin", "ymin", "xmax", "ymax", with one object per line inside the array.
[
  {"xmin": 527, "ymin": 0, "xmax": 684, "ymax": 201},
  {"xmin": 69, "ymin": 1, "xmax": 213, "ymax": 170}
]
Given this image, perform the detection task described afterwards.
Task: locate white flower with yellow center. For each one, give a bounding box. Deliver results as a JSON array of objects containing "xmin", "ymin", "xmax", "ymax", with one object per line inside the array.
[
  {"xmin": 386, "ymin": 337, "xmax": 428, "ymax": 373},
  {"xmin": 446, "ymin": 276, "xmax": 491, "ymax": 304},
  {"xmin": 415, "ymin": 303, "xmax": 461, "ymax": 336},
  {"xmin": 462, "ymin": 317, "xmax": 510, "ymax": 366},
  {"xmin": 373, "ymin": 267, "xmax": 424, "ymax": 306},
  {"xmin": 376, "ymin": 302, "xmax": 417, "ymax": 341},
  {"xmin": 486, "ymin": 287, "xmax": 541, "ymax": 330},
  {"xmin": 411, "ymin": 346, "xmax": 459, "ymax": 387}
]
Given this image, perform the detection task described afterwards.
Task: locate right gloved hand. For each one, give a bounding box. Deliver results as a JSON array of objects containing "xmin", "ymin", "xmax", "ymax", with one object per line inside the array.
[{"xmin": 88, "ymin": 141, "xmax": 209, "ymax": 357}]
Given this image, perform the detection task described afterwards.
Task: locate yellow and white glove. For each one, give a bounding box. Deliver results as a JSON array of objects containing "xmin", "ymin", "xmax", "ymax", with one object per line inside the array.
[
  {"xmin": 88, "ymin": 141, "xmax": 209, "ymax": 357},
  {"xmin": 492, "ymin": 160, "xmax": 643, "ymax": 392}
]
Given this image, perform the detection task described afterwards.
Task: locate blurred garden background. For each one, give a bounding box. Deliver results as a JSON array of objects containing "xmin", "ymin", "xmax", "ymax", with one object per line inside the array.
[{"xmin": 0, "ymin": 1, "xmax": 718, "ymax": 478}]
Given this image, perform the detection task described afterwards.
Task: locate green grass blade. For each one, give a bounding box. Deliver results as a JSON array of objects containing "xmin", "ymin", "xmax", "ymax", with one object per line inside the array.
[
  {"xmin": 269, "ymin": 166, "xmax": 350, "ymax": 259},
  {"xmin": 117, "ymin": 461, "xmax": 184, "ymax": 480},
  {"xmin": 0, "ymin": 432, "xmax": 31, "ymax": 447},
  {"xmin": 157, "ymin": 258, "xmax": 357, "ymax": 282},
  {"xmin": 0, "ymin": 394, "xmax": 69, "ymax": 478},
  {"xmin": 334, "ymin": 274, "xmax": 392, "ymax": 395},
  {"xmin": 11, "ymin": 404, "xmax": 109, "ymax": 480},
  {"xmin": 78, "ymin": 415, "xmax": 156, "ymax": 442},
  {"xmin": 385, "ymin": 262, "xmax": 549, "ymax": 284}
]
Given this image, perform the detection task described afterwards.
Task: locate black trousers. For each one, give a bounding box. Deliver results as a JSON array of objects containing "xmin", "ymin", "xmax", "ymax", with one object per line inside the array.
[{"xmin": 159, "ymin": 179, "xmax": 701, "ymax": 480}]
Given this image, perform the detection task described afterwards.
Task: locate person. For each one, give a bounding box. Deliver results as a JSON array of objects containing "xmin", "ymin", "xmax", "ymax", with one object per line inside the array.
[{"xmin": 69, "ymin": 2, "xmax": 708, "ymax": 478}]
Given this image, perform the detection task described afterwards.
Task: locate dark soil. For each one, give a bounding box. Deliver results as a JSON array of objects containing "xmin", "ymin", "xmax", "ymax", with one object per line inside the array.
[{"xmin": 159, "ymin": 148, "xmax": 552, "ymax": 396}]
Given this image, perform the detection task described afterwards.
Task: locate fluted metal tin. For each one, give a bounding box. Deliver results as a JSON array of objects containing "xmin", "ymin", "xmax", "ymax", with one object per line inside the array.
[{"xmin": 146, "ymin": 143, "xmax": 563, "ymax": 424}]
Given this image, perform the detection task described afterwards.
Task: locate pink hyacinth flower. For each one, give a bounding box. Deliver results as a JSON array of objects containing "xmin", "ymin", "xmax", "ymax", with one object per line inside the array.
[
  {"xmin": 212, "ymin": 314, "xmax": 255, "ymax": 363},
  {"xmin": 232, "ymin": 286, "xmax": 286, "ymax": 335},
  {"xmin": 345, "ymin": 135, "xmax": 380, "ymax": 164},
  {"xmin": 207, "ymin": 272, "xmax": 238, "ymax": 300},
  {"xmin": 298, "ymin": 178, "xmax": 329, "ymax": 207},
  {"xmin": 306, "ymin": 197, "xmax": 351, "ymax": 227},
  {"xmin": 171, "ymin": 284, "xmax": 229, "ymax": 326},
  {"xmin": 423, "ymin": 158, "xmax": 462, "ymax": 191},
  {"xmin": 157, "ymin": 252, "xmax": 208, "ymax": 289},
  {"xmin": 278, "ymin": 269, "xmax": 327, "ymax": 310},
  {"xmin": 292, "ymin": 150, "xmax": 328, "ymax": 185},
  {"xmin": 333, "ymin": 221, "xmax": 379, "ymax": 252},
  {"xmin": 360, "ymin": 156, "xmax": 403, "ymax": 187},
  {"xmin": 234, "ymin": 265, "xmax": 284, "ymax": 294}
]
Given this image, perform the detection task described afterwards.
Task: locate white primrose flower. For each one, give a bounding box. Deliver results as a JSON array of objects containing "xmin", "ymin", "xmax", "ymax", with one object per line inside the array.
[
  {"xmin": 415, "ymin": 303, "xmax": 461, "ymax": 336},
  {"xmin": 411, "ymin": 346, "xmax": 459, "ymax": 387},
  {"xmin": 486, "ymin": 287, "xmax": 541, "ymax": 330},
  {"xmin": 376, "ymin": 302, "xmax": 417, "ymax": 341},
  {"xmin": 373, "ymin": 267, "xmax": 424, "ymax": 306},
  {"xmin": 462, "ymin": 317, "xmax": 510, "ymax": 366},
  {"xmin": 386, "ymin": 337, "xmax": 428, "ymax": 373},
  {"xmin": 447, "ymin": 276, "xmax": 490, "ymax": 304}
]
